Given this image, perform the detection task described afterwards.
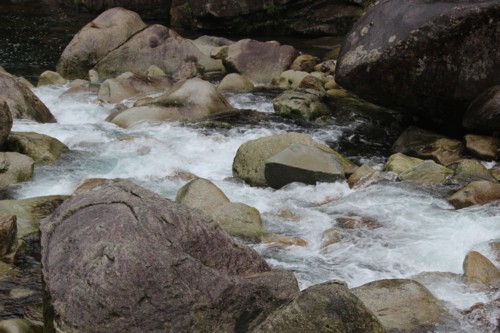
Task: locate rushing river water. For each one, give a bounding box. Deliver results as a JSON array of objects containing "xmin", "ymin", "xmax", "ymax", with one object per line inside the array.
[{"xmin": 1, "ymin": 2, "xmax": 500, "ymax": 332}]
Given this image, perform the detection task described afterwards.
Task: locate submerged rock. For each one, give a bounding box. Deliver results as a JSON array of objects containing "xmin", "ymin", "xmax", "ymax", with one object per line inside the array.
[
  {"xmin": 56, "ymin": 8, "xmax": 147, "ymax": 79},
  {"xmin": 352, "ymin": 279, "xmax": 452, "ymax": 333},
  {"xmin": 336, "ymin": 0, "xmax": 500, "ymax": 133},
  {"xmin": 233, "ymin": 132, "xmax": 355, "ymax": 187},
  {"xmin": 252, "ymin": 280, "xmax": 386, "ymax": 333},
  {"xmin": 176, "ymin": 178, "xmax": 264, "ymax": 240},
  {"xmin": 448, "ymin": 180, "xmax": 500, "ymax": 209},
  {"xmin": 107, "ymin": 78, "xmax": 237, "ymax": 128},
  {"xmin": 6, "ymin": 132, "xmax": 68, "ymax": 164},
  {"xmin": 0, "ymin": 72, "xmax": 56, "ymax": 123},
  {"xmin": 41, "ymin": 180, "xmax": 298, "ymax": 332}
]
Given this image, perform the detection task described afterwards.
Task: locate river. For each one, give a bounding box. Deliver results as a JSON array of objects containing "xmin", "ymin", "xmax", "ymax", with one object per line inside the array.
[{"xmin": 1, "ymin": 2, "xmax": 499, "ymax": 332}]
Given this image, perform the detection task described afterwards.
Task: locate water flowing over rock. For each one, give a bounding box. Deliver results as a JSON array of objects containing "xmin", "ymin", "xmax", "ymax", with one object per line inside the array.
[
  {"xmin": 107, "ymin": 78, "xmax": 237, "ymax": 128},
  {"xmin": 463, "ymin": 85, "xmax": 500, "ymax": 135},
  {"xmin": 6, "ymin": 132, "xmax": 68, "ymax": 165},
  {"xmin": 56, "ymin": 7, "xmax": 147, "ymax": 80},
  {"xmin": 222, "ymin": 39, "xmax": 299, "ymax": 85},
  {"xmin": 448, "ymin": 180, "xmax": 500, "ymax": 209},
  {"xmin": 335, "ymin": 0, "xmax": 500, "ymax": 133},
  {"xmin": 176, "ymin": 178, "xmax": 264, "ymax": 240},
  {"xmin": 352, "ymin": 279, "xmax": 453, "ymax": 333},
  {"xmin": 0, "ymin": 72, "xmax": 56, "ymax": 123},
  {"xmin": 41, "ymin": 180, "xmax": 298, "ymax": 333},
  {"xmin": 0, "ymin": 102, "xmax": 13, "ymax": 150},
  {"xmin": 0, "ymin": 152, "xmax": 34, "ymax": 188},
  {"xmin": 233, "ymin": 132, "xmax": 355, "ymax": 187},
  {"xmin": 98, "ymin": 72, "xmax": 172, "ymax": 104},
  {"xmin": 252, "ymin": 280, "xmax": 386, "ymax": 333}
]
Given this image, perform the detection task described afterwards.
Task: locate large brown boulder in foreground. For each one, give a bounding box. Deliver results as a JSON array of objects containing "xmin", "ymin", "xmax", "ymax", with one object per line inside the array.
[
  {"xmin": 336, "ymin": 0, "xmax": 500, "ymax": 133},
  {"xmin": 41, "ymin": 180, "xmax": 298, "ymax": 333}
]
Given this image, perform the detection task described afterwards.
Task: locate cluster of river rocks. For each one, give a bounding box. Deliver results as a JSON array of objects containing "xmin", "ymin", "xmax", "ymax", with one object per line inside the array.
[{"xmin": 0, "ymin": 2, "xmax": 499, "ymax": 333}]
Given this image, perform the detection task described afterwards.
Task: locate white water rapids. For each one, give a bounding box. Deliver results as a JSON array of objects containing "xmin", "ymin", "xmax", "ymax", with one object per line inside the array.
[{"xmin": 11, "ymin": 85, "xmax": 500, "ymax": 332}]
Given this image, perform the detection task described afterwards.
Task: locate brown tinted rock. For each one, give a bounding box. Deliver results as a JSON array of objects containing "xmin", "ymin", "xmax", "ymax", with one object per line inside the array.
[
  {"xmin": 223, "ymin": 39, "xmax": 299, "ymax": 85},
  {"xmin": 464, "ymin": 134, "xmax": 500, "ymax": 161},
  {"xmin": 463, "ymin": 85, "xmax": 500, "ymax": 134},
  {"xmin": 348, "ymin": 164, "xmax": 377, "ymax": 188},
  {"xmin": 384, "ymin": 153, "xmax": 423, "ymax": 175},
  {"xmin": 94, "ymin": 24, "xmax": 221, "ymax": 80},
  {"xmin": 41, "ymin": 180, "xmax": 298, "ymax": 333},
  {"xmin": 6, "ymin": 132, "xmax": 68, "ymax": 164},
  {"xmin": 291, "ymin": 54, "xmax": 318, "ymax": 73},
  {"xmin": 0, "ymin": 215, "xmax": 16, "ymax": 257},
  {"xmin": 336, "ymin": 1, "xmax": 500, "ymax": 133},
  {"xmin": 398, "ymin": 160, "xmax": 453, "ymax": 185},
  {"xmin": 252, "ymin": 280, "xmax": 386, "ymax": 333},
  {"xmin": 0, "ymin": 102, "xmax": 13, "ymax": 150},
  {"xmin": 320, "ymin": 228, "xmax": 342, "ymax": 248},
  {"xmin": 461, "ymin": 298, "xmax": 500, "ymax": 333},
  {"xmin": 273, "ymin": 89, "xmax": 330, "ymax": 123},
  {"xmin": 448, "ymin": 180, "xmax": 500, "ymax": 209},
  {"xmin": 352, "ymin": 279, "xmax": 450, "ymax": 333},
  {"xmin": 57, "ymin": 8, "xmax": 147, "ymax": 79},
  {"xmin": 392, "ymin": 127, "xmax": 464, "ymax": 166},
  {"xmin": 0, "ymin": 152, "xmax": 34, "ymax": 188},
  {"xmin": 450, "ymin": 159, "xmax": 497, "ymax": 186},
  {"xmin": 217, "ymin": 73, "xmax": 255, "ymax": 93},
  {"xmin": 0, "ymin": 72, "xmax": 56, "ymax": 123},
  {"xmin": 463, "ymin": 251, "xmax": 500, "ymax": 288},
  {"xmin": 261, "ymin": 234, "xmax": 307, "ymax": 248},
  {"xmin": 98, "ymin": 72, "xmax": 172, "ymax": 103},
  {"xmin": 37, "ymin": 71, "xmax": 67, "ymax": 87},
  {"xmin": 336, "ymin": 215, "xmax": 381, "ymax": 230}
]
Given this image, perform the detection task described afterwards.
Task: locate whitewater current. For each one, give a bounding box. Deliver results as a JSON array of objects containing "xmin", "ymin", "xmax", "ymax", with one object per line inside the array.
[{"xmin": 10, "ymin": 85, "xmax": 500, "ymax": 332}]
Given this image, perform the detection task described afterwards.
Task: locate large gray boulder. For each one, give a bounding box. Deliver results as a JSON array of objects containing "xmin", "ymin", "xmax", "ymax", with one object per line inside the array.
[
  {"xmin": 252, "ymin": 280, "xmax": 386, "ymax": 333},
  {"xmin": 93, "ymin": 24, "xmax": 222, "ymax": 80},
  {"xmin": 222, "ymin": 39, "xmax": 299, "ymax": 85},
  {"xmin": 463, "ymin": 85, "xmax": 500, "ymax": 134},
  {"xmin": 107, "ymin": 78, "xmax": 237, "ymax": 128},
  {"xmin": 336, "ymin": 0, "xmax": 500, "ymax": 133},
  {"xmin": 233, "ymin": 132, "xmax": 355, "ymax": 187},
  {"xmin": 41, "ymin": 180, "xmax": 298, "ymax": 333},
  {"xmin": 56, "ymin": 7, "xmax": 147, "ymax": 80},
  {"xmin": 352, "ymin": 279, "xmax": 452, "ymax": 333},
  {"xmin": 0, "ymin": 72, "xmax": 56, "ymax": 123}
]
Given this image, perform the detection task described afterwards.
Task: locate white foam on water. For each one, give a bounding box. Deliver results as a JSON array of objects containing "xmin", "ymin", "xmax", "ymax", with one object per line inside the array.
[{"xmin": 11, "ymin": 84, "xmax": 500, "ymax": 332}]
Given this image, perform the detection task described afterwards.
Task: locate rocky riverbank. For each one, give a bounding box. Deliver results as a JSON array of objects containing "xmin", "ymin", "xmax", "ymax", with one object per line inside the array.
[{"xmin": 0, "ymin": 2, "xmax": 499, "ymax": 332}]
